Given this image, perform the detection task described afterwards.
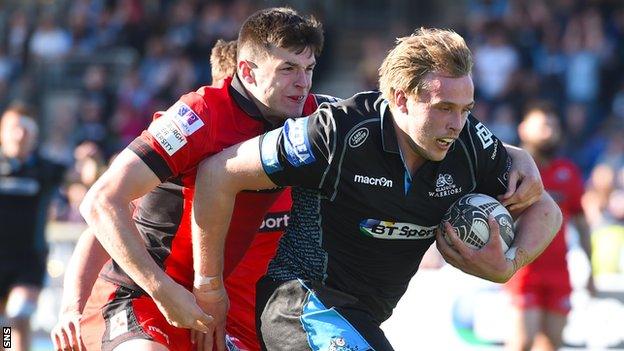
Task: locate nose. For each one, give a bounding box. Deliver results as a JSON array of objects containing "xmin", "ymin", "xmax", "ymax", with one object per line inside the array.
[
  {"xmin": 447, "ymin": 111, "xmax": 463, "ymax": 133},
  {"xmin": 293, "ymin": 69, "xmax": 310, "ymax": 89}
]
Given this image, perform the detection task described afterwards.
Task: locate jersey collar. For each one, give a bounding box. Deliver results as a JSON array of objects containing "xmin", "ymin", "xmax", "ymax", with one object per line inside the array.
[
  {"xmin": 378, "ymin": 97, "xmax": 400, "ymax": 154},
  {"xmin": 229, "ymin": 74, "xmax": 274, "ymax": 128}
]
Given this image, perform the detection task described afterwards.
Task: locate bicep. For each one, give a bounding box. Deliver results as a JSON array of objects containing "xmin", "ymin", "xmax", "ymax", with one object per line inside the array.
[
  {"xmin": 198, "ymin": 136, "xmax": 277, "ymax": 194},
  {"xmin": 88, "ymin": 148, "xmax": 162, "ymax": 203}
]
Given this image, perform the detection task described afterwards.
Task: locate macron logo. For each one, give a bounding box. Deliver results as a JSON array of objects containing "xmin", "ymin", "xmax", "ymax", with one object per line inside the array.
[{"xmin": 354, "ymin": 174, "xmax": 393, "ymax": 188}]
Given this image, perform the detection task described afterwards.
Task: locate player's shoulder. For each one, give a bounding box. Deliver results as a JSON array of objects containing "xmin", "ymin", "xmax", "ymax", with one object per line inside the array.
[
  {"xmin": 310, "ymin": 91, "xmax": 383, "ymax": 140},
  {"xmin": 459, "ymin": 114, "xmax": 497, "ymax": 152},
  {"xmin": 168, "ymin": 83, "xmax": 234, "ymax": 127},
  {"xmin": 310, "ymin": 93, "xmax": 341, "ymax": 105},
  {"xmin": 191, "ymin": 84, "xmax": 230, "ymax": 110},
  {"xmin": 323, "ymin": 91, "xmax": 382, "ymax": 123}
]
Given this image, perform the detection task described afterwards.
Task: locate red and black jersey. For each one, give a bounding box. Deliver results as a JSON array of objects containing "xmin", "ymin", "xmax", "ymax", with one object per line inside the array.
[
  {"xmin": 507, "ymin": 158, "xmax": 584, "ymax": 290},
  {"xmin": 98, "ymin": 75, "xmax": 334, "ymax": 291}
]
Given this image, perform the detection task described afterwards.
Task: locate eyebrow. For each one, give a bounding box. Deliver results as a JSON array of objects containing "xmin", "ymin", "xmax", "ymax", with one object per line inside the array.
[
  {"xmin": 283, "ymin": 61, "xmax": 316, "ymax": 68},
  {"xmin": 433, "ymin": 101, "xmax": 475, "ymax": 109}
]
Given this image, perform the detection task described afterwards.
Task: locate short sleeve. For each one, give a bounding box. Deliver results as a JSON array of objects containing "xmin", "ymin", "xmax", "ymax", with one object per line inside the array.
[
  {"xmin": 128, "ymin": 92, "xmax": 211, "ymax": 181},
  {"xmin": 468, "ymin": 115, "xmax": 512, "ymax": 197},
  {"xmin": 259, "ymin": 104, "xmax": 337, "ymax": 190}
]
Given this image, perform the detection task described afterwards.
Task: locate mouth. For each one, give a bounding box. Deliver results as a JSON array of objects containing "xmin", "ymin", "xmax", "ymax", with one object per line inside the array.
[
  {"xmin": 436, "ymin": 137, "xmax": 456, "ymax": 149},
  {"xmin": 287, "ymin": 95, "xmax": 305, "ymax": 103}
]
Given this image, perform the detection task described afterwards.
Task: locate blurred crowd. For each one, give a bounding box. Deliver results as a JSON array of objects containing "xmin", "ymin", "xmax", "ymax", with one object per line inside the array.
[
  {"xmin": 0, "ymin": 0, "xmax": 622, "ymax": 273},
  {"xmin": 0, "ymin": 0, "xmax": 256, "ymax": 224}
]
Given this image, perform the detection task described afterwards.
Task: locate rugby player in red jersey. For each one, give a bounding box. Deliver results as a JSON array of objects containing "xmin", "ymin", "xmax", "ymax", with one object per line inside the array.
[
  {"xmin": 505, "ymin": 104, "xmax": 595, "ymax": 351},
  {"xmin": 54, "ymin": 8, "xmax": 325, "ymax": 351}
]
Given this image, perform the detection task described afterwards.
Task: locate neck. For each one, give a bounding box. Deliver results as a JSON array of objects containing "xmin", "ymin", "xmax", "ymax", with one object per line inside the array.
[
  {"xmin": 238, "ymin": 78, "xmax": 284, "ymax": 126},
  {"xmin": 522, "ymin": 144, "xmax": 550, "ymax": 167}
]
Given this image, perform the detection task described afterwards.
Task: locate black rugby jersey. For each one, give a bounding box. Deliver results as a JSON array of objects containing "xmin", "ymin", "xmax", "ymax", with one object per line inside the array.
[
  {"xmin": 259, "ymin": 91, "xmax": 511, "ymax": 322},
  {"xmin": 0, "ymin": 151, "xmax": 65, "ymax": 255}
]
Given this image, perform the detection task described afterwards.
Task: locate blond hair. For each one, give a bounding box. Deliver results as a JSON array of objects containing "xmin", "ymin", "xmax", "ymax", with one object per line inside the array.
[
  {"xmin": 210, "ymin": 39, "xmax": 238, "ymax": 82},
  {"xmin": 378, "ymin": 28, "xmax": 473, "ymax": 105}
]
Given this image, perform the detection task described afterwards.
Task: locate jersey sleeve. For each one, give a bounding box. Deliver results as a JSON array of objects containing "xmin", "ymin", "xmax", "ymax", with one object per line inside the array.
[
  {"xmin": 127, "ymin": 92, "xmax": 211, "ymax": 181},
  {"xmin": 258, "ymin": 104, "xmax": 338, "ymax": 191},
  {"xmin": 467, "ymin": 114, "xmax": 512, "ymax": 198}
]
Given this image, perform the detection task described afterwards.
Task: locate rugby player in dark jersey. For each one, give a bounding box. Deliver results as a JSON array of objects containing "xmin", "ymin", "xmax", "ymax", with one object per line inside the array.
[
  {"xmin": 192, "ymin": 28, "xmax": 562, "ymax": 350},
  {"xmin": 0, "ymin": 105, "xmax": 66, "ymax": 351}
]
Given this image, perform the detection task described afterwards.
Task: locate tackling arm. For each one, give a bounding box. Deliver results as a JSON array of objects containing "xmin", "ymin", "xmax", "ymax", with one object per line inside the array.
[
  {"xmin": 79, "ymin": 148, "xmax": 212, "ymax": 332},
  {"xmin": 191, "ymin": 135, "xmax": 276, "ymax": 351}
]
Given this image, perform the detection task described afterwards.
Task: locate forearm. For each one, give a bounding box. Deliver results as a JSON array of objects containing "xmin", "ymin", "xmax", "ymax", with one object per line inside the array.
[
  {"xmin": 192, "ymin": 137, "xmax": 275, "ymax": 287},
  {"xmin": 60, "ymin": 228, "xmax": 109, "ymax": 314},
  {"xmin": 509, "ymin": 192, "xmax": 562, "ymax": 271},
  {"xmin": 192, "ymin": 155, "xmax": 241, "ymax": 287},
  {"xmin": 80, "ymin": 194, "xmax": 173, "ymax": 296}
]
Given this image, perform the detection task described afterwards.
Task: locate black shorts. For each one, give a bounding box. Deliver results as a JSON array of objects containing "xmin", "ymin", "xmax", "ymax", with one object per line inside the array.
[
  {"xmin": 256, "ymin": 276, "xmax": 394, "ymax": 351},
  {"xmin": 0, "ymin": 250, "xmax": 47, "ymax": 299}
]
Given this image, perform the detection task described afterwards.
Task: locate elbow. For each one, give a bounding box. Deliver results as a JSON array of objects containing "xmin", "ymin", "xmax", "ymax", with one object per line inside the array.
[
  {"xmin": 79, "ymin": 187, "xmax": 114, "ymax": 226},
  {"xmin": 79, "ymin": 190, "xmax": 96, "ymax": 224},
  {"xmin": 544, "ymin": 193, "xmax": 563, "ymax": 236}
]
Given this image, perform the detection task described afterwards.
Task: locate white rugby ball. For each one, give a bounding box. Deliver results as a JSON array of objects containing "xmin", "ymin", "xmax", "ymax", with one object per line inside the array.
[{"xmin": 440, "ymin": 193, "xmax": 514, "ymax": 251}]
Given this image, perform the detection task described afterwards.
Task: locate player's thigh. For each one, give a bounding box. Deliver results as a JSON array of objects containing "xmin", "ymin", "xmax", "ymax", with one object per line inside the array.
[
  {"xmin": 257, "ymin": 277, "xmax": 392, "ymax": 351},
  {"xmin": 113, "ymin": 339, "xmax": 169, "ymax": 351}
]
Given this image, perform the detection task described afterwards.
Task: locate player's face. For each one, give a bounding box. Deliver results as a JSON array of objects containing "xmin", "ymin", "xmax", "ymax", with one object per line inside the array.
[
  {"xmin": 520, "ymin": 111, "xmax": 561, "ymax": 151},
  {"xmin": 247, "ymin": 46, "xmax": 315, "ymax": 119},
  {"xmin": 399, "ymin": 73, "xmax": 474, "ymax": 162},
  {"xmin": 0, "ymin": 112, "xmax": 37, "ymax": 159}
]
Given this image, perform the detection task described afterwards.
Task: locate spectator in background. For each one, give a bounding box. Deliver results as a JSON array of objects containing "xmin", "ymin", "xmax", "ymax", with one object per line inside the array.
[
  {"xmin": 560, "ymin": 102, "xmax": 606, "ymax": 177},
  {"xmin": 583, "ymin": 162, "xmax": 624, "ymax": 278},
  {"xmin": 473, "ymin": 21, "xmax": 519, "ymax": 102},
  {"xmin": 0, "ymin": 104, "xmax": 66, "ymax": 351},
  {"xmin": 582, "ymin": 164, "xmax": 617, "ymax": 229},
  {"xmin": 29, "ymin": 13, "xmax": 72, "ymax": 62},
  {"xmin": 52, "ymin": 141, "xmax": 106, "ymax": 223},
  {"xmin": 5, "ymin": 8, "xmax": 30, "ymax": 67},
  {"xmin": 82, "ymin": 65, "xmax": 115, "ymax": 125},
  {"xmin": 562, "ymin": 7, "xmax": 607, "ymax": 107},
  {"xmin": 505, "ymin": 104, "xmax": 595, "ymax": 351}
]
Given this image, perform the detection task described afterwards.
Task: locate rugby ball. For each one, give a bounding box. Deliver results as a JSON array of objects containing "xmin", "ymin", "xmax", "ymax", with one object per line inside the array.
[{"xmin": 440, "ymin": 193, "xmax": 514, "ymax": 251}]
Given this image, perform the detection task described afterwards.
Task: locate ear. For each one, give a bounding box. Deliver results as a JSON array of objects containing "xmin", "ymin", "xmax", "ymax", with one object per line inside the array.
[
  {"xmin": 238, "ymin": 60, "xmax": 256, "ymax": 85},
  {"xmin": 394, "ymin": 90, "xmax": 409, "ymax": 114}
]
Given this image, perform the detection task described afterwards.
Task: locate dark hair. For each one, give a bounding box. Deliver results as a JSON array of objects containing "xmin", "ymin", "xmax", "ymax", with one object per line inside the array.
[{"xmin": 238, "ymin": 7, "xmax": 323, "ymax": 59}]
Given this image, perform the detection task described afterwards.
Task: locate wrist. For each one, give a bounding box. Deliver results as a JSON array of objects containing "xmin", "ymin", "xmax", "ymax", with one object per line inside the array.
[
  {"xmin": 59, "ymin": 303, "xmax": 81, "ymax": 316},
  {"xmin": 193, "ymin": 273, "xmax": 224, "ymax": 291},
  {"xmin": 146, "ymin": 273, "xmax": 177, "ymax": 299},
  {"xmin": 504, "ymin": 247, "xmax": 528, "ymax": 280}
]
